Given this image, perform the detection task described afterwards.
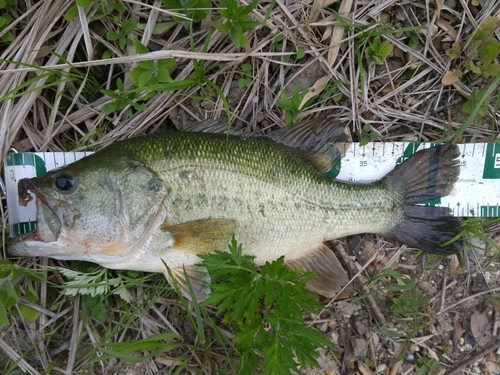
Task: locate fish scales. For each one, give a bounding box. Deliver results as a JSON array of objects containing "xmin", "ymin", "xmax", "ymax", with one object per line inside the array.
[{"xmin": 122, "ymin": 132, "xmax": 398, "ymax": 261}]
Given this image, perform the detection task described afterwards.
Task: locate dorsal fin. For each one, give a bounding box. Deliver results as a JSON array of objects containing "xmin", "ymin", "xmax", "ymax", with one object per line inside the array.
[{"xmin": 265, "ymin": 118, "xmax": 347, "ymax": 152}]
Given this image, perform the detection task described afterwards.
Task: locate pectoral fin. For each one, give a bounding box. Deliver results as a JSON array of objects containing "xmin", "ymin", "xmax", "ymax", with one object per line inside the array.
[
  {"xmin": 285, "ymin": 243, "xmax": 349, "ymax": 298},
  {"xmin": 164, "ymin": 218, "xmax": 237, "ymax": 255},
  {"xmin": 165, "ymin": 265, "xmax": 211, "ymax": 301}
]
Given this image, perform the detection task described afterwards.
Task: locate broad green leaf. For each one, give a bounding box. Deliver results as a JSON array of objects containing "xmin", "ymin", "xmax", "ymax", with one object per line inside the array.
[
  {"xmin": 106, "ymin": 31, "xmax": 120, "ymax": 41},
  {"xmin": 19, "ymin": 303, "xmax": 40, "ymax": 323},
  {"xmin": 132, "ymin": 37, "xmax": 149, "ymax": 54},
  {"xmin": 121, "ymin": 18, "xmax": 137, "ymax": 35}
]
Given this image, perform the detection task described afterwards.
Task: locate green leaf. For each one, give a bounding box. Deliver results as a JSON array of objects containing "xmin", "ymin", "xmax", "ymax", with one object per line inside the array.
[
  {"xmin": 106, "ymin": 31, "xmax": 120, "ymax": 41},
  {"xmin": 83, "ymin": 294, "xmax": 108, "ymax": 323},
  {"xmin": 366, "ymin": 36, "xmax": 393, "ymax": 65},
  {"xmin": 65, "ymin": 5, "xmax": 79, "ymax": 21},
  {"xmin": 76, "ymin": 0, "xmax": 94, "ymax": 6},
  {"xmin": 138, "ymin": 69, "xmax": 153, "ymax": 86},
  {"xmin": 296, "ymin": 47, "xmax": 305, "ymax": 59},
  {"xmin": 200, "ymin": 237, "xmax": 330, "ymax": 374},
  {"xmin": 19, "ymin": 303, "xmax": 40, "ymax": 323},
  {"xmin": 121, "ymin": 18, "xmax": 137, "ymax": 35},
  {"xmin": 102, "ymin": 49, "xmax": 113, "ymax": 59},
  {"xmin": 462, "ymin": 88, "xmax": 490, "ymax": 116},
  {"xmin": 152, "ymin": 22, "xmax": 176, "ymax": 35},
  {"xmin": 132, "ymin": 37, "xmax": 149, "ymax": 54},
  {"xmin": 0, "ymin": 300, "xmax": 9, "ymax": 325},
  {"xmin": 481, "ymin": 61, "xmax": 500, "ymax": 78},
  {"xmin": 479, "ymin": 40, "xmax": 500, "ymax": 63},
  {"xmin": 157, "ymin": 68, "xmax": 173, "ymax": 83}
]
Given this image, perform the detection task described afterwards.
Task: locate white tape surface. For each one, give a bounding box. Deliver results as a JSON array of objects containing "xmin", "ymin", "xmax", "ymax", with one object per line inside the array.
[{"xmin": 3, "ymin": 142, "xmax": 500, "ymax": 236}]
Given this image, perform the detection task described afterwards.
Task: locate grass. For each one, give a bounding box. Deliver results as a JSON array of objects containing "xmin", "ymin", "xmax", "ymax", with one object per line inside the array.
[{"xmin": 0, "ymin": 0, "xmax": 499, "ymax": 374}]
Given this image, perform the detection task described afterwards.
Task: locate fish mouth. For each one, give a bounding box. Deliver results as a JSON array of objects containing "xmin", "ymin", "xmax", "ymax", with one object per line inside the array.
[{"xmin": 15, "ymin": 178, "xmax": 70, "ymax": 244}]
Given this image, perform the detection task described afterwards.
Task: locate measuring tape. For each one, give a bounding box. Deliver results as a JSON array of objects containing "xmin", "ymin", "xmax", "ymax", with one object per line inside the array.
[{"xmin": 3, "ymin": 142, "xmax": 500, "ymax": 236}]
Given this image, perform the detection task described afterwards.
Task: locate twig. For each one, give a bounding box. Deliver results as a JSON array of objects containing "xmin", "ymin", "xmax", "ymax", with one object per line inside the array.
[
  {"xmin": 442, "ymin": 342, "xmax": 499, "ymax": 375},
  {"xmin": 438, "ymin": 285, "xmax": 500, "ymax": 315},
  {"xmin": 329, "ymin": 242, "xmax": 387, "ymax": 327}
]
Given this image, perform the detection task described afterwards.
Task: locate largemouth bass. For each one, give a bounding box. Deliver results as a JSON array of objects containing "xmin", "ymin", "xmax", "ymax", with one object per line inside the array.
[{"xmin": 8, "ymin": 120, "xmax": 462, "ymax": 300}]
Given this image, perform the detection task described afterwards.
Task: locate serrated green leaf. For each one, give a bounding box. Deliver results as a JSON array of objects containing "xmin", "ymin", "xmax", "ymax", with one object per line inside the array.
[
  {"xmin": 481, "ymin": 61, "xmax": 500, "ymax": 78},
  {"xmin": 471, "ymin": 17, "xmax": 500, "ymax": 44},
  {"xmin": 157, "ymin": 68, "xmax": 172, "ymax": 83},
  {"xmin": 479, "ymin": 40, "xmax": 500, "ymax": 63}
]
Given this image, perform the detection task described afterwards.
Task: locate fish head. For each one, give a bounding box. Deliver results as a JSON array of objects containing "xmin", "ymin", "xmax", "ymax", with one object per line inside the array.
[{"xmin": 9, "ymin": 154, "xmax": 166, "ymax": 261}]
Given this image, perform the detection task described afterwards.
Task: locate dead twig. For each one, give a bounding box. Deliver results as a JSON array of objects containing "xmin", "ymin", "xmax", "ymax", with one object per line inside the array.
[{"xmin": 442, "ymin": 342, "xmax": 499, "ymax": 375}]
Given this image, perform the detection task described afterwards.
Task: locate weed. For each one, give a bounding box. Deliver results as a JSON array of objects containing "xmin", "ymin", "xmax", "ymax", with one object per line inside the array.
[
  {"xmin": 365, "ymin": 36, "xmax": 393, "ymax": 66},
  {"xmin": 57, "ymin": 262, "xmax": 133, "ymax": 302},
  {"xmin": 129, "ymin": 39, "xmax": 175, "ymax": 87},
  {"xmin": 163, "ymin": 0, "xmax": 211, "ymax": 24},
  {"xmin": 417, "ymin": 357, "xmax": 439, "ymax": 374},
  {"xmin": 0, "ymin": 260, "xmax": 45, "ymax": 324},
  {"xmin": 276, "ymin": 84, "xmax": 314, "ymax": 126},
  {"xmin": 320, "ymin": 80, "xmax": 344, "ymax": 103},
  {"xmin": 198, "ymin": 237, "xmax": 332, "ymax": 375},
  {"xmin": 65, "ymin": 0, "xmax": 125, "ymax": 21},
  {"xmin": 462, "ymin": 88, "xmax": 491, "ymax": 117},
  {"xmin": 447, "ymin": 17, "xmax": 500, "ymax": 80},
  {"xmin": 87, "ymin": 333, "xmax": 183, "ymax": 365},
  {"xmin": 359, "ymin": 123, "xmax": 378, "ymax": 146},
  {"xmin": 360, "ymin": 269, "xmax": 430, "ymax": 367},
  {"xmin": 269, "ymin": 32, "xmax": 283, "ymax": 52},
  {"xmin": 212, "ymin": 0, "xmax": 262, "ymax": 49},
  {"xmin": 0, "ymin": 0, "xmax": 14, "ymax": 43},
  {"xmin": 101, "ymin": 77, "xmax": 146, "ymax": 116},
  {"xmin": 107, "ymin": 18, "xmax": 137, "ymax": 51},
  {"xmin": 237, "ymin": 63, "xmax": 253, "ymax": 88}
]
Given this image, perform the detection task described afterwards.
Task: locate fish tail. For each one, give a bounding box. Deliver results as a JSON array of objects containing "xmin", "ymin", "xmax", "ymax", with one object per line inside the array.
[{"xmin": 382, "ymin": 144, "xmax": 463, "ymax": 255}]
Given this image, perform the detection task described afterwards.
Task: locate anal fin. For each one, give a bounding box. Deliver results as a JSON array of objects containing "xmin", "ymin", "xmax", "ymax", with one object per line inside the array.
[
  {"xmin": 165, "ymin": 265, "xmax": 211, "ymax": 301},
  {"xmin": 285, "ymin": 243, "xmax": 349, "ymax": 298}
]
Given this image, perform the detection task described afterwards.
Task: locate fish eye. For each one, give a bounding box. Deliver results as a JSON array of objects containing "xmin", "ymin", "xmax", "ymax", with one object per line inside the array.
[{"xmin": 54, "ymin": 173, "xmax": 77, "ymax": 193}]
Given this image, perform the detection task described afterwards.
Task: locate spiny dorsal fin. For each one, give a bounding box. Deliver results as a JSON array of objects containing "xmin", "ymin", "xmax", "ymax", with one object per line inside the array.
[
  {"xmin": 265, "ymin": 118, "xmax": 347, "ymax": 153},
  {"xmin": 285, "ymin": 243, "xmax": 349, "ymax": 298},
  {"xmin": 165, "ymin": 265, "xmax": 211, "ymax": 301},
  {"xmin": 164, "ymin": 218, "xmax": 237, "ymax": 255}
]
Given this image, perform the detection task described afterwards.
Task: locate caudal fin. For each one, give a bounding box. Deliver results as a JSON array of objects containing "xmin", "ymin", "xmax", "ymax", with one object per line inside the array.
[{"xmin": 382, "ymin": 144, "xmax": 463, "ymax": 255}]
